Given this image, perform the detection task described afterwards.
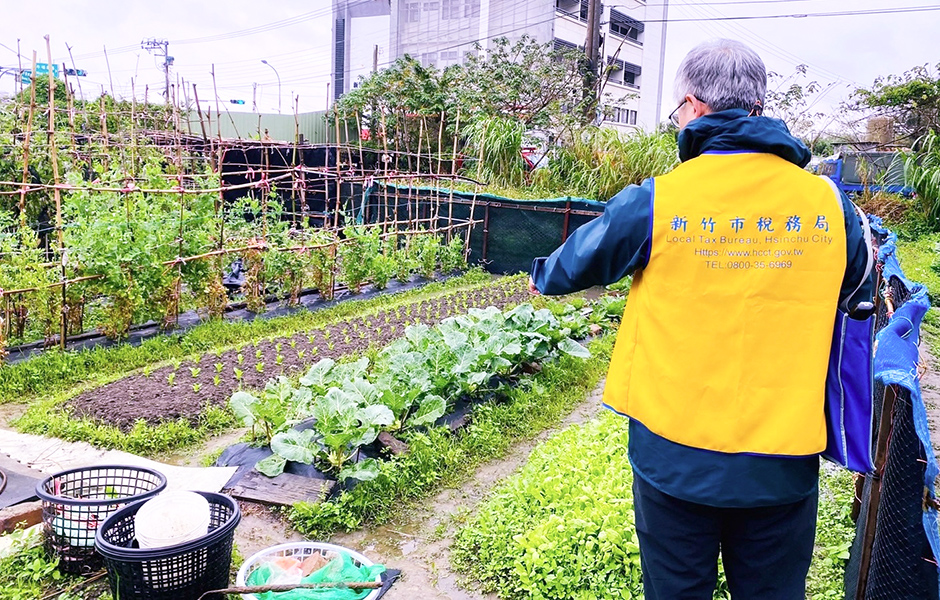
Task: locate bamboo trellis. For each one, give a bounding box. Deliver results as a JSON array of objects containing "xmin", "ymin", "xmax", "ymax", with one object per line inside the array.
[{"xmin": 0, "ymin": 43, "xmax": 482, "ymax": 357}]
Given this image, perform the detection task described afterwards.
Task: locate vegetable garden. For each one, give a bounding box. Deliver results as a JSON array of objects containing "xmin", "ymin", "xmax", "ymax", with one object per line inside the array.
[{"xmin": 0, "ymin": 41, "xmax": 939, "ymax": 600}]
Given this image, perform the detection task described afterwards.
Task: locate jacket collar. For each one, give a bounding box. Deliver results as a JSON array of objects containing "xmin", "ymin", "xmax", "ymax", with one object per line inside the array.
[{"xmin": 677, "ymin": 109, "xmax": 812, "ymax": 168}]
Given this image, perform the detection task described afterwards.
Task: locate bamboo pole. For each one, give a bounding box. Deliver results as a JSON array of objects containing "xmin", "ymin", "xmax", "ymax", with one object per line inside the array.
[
  {"xmin": 380, "ymin": 110, "xmax": 390, "ymax": 233},
  {"xmin": 292, "ymin": 94, "xmax": 301, "ymax": 227},
  {"xmin": 355, "ymin": 110, "xmax": 367, "ymax": 223},
  {"xmin": 98, "ymin": 89, "xmax": 110, "ymax": 170},
  {"xmin": 449, "ymin": 107, "xmax": 460, "ymax": 243},
  {"xmin": 197, "ymin": 580, "xmax": 381, "ymax": 600},
  {"xmin": 173, "ymin": 78, "xmax": 185, "ymax": 328},
  {"xmin": 103, "ymin": 45, "xmax": 116, "ymax": 100},
  {"xmin": 333, "ymin": 110, "xmax": 342, "ymax": 229},
  {"xmin": 18, "ymin": 52, "xmax": 38, "ymax": 231},
  {"xmin": 45, "ymin": 36, "xmax": 67, "ymax": 351},
  {"xmin": 62, "ymin": 70, "xmax": 77, "ymax": 155},
  {"xmin": 130, "ymin": 78, "xmax": 138, "ymax": 177}
]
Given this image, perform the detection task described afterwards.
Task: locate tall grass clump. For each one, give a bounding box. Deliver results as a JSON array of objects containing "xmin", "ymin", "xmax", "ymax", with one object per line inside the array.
[
  {"xmin": 905, "ymin": 130, "xmax": 940, "ymax": 228},
  {"xmin": 534, "ymin": 128, "xmax": 678, "ymax": 201},
  {"xmin": 465, "ymin": 116, "xmax": 527, "ymax": 188}
]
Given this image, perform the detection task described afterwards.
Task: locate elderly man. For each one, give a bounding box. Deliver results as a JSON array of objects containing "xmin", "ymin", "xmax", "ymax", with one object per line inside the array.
[{"xmin": 529, "ymin": 39, "xmax": 871, "ymax": 599}]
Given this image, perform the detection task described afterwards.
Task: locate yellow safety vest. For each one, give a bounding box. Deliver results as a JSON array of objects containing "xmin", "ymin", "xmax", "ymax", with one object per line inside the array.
[{"xmin": 603, "ymin": 152, "xmax": 847, "ymax": 456}]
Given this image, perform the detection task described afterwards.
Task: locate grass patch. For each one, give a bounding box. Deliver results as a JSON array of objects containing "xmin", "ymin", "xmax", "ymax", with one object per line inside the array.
[
  {"xmin": 451, "ymin": 414, "xmax": 857, "ymax": 600},
  {"xmin": 0, "ymin": 270, "xmax": 491, "ymax": 404},
  {"xmin": 289, "ymin": 334, "xmax": 614, "ymax": 538},
  {"xmin": 14, "ymin": 400, "xmax": 237, "ymax": 457},
  {"xmin": 895, "ymin": 233, "xmax": 940, "ymax": 304}
]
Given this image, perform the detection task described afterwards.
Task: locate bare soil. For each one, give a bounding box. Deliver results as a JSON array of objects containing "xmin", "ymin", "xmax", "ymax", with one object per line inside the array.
[{"xmin": 66, "ymin": 281, "xmax": 530, "ymax": 430}]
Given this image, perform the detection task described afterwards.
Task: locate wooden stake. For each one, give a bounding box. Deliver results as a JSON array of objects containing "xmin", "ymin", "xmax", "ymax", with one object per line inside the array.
[{"xmin": 45, "ymin": 36, "xmax": 67, "ymax": 351}]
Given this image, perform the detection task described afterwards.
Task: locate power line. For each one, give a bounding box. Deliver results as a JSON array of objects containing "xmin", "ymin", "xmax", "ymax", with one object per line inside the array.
[
  {"xmin": 672, "ymin": 0, "xmax": 852, "ymax": 84},
  {"xmin": 652, "ymin": 4, "xmax": 940, "ymax": 21}
]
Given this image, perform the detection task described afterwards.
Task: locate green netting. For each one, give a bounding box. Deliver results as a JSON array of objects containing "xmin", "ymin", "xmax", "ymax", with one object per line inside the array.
[{"xmin": 357, "ymin": 183, "xmax": 605, "ymax": 274}]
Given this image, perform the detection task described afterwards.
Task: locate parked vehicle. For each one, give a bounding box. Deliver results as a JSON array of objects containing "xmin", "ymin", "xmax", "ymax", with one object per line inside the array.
[{"xmin": 817, "ymin": 151, "xmax": 914, "ymax": 197}]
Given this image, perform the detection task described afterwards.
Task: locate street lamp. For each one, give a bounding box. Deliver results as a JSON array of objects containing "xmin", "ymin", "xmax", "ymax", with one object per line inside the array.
[{"xmin": 261, "ymin": 59, "xmax": 281, "ymax": 114}]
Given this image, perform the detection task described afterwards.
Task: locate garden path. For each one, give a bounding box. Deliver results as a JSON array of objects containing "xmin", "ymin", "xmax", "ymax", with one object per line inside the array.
[{"xmin": 920, "ymin": 310, "xmax": 940, "ymax": 463}]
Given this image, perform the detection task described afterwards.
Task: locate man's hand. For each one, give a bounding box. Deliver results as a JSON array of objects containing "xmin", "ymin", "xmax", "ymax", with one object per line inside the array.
[{"xmin": 528, "ymin": 278, "xmax": 541, "ymax": 296}]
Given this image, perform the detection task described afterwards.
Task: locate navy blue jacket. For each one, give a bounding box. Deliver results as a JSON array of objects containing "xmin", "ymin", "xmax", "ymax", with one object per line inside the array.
[{"xmin": 531, "ymin": 110, "xmax": 872, "ymax": 507}]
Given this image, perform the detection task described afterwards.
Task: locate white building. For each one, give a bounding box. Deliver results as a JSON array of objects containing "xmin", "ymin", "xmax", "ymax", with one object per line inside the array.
[{"xmin": 332, "ymin": 0, "xmax": 668, "ymax": 131}]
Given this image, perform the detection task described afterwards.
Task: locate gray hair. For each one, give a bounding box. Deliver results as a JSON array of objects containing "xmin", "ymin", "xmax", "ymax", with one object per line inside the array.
[{"xmin": 674, "ymin": 39, "xmax": 766, "ymax": 112}]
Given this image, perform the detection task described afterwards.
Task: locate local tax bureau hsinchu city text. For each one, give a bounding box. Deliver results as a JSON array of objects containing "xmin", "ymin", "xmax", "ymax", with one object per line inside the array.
[
  {"xmin": 664, "ymin": 233, "xmax": 833, "ymax": 270},
  {"xmin": 664, "ymin": 234, "xmax": 836, "ymax": 245}
]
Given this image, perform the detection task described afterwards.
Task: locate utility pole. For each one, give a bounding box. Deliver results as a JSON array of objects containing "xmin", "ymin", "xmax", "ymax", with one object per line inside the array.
[
  {"xmin": 583, "ymin": 0, "xmax": 601, "ymax": 123},
  {"xmin": 373, "ymin": 45, "xmax": 379, "ymax": 73},
  {"xmin": 141, "ymin": 38, "xmax": 171, "ymax": 101},
  {"xmin": 252, "ymin": 82, "xmax": 258, "ymax": 112}
]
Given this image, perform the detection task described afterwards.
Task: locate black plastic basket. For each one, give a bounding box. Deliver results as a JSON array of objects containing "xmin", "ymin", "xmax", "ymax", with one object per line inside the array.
[
  {"xmin": 95, "ymin": 491, "xmax": 240, "ymax": 600},
  {"xmin": 36, "ymin": 465, "xmax": 167, "ymax": 574}
]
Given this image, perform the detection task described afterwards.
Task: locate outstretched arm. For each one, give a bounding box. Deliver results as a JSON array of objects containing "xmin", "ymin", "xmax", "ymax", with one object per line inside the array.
[{"xmin": 530, "ymin": 179, "xmax": 653, "ymax": 296}]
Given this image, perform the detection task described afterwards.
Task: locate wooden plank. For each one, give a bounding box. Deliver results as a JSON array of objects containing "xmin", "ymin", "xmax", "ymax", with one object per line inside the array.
[
  {"xmin": 228, "ymin": 471, "xmax": 334, "ymax": 507},
  {"xmin": 0, "ymin": 501, "xmax": 43, "ymax": 534}
]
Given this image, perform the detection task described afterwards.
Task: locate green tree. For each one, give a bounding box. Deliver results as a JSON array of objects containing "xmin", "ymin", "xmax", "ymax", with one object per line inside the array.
[
  {"xmin": 453, "ymin": 36, "xmax": 585, "ymax": 130},
  {"xmin": 848, "ymin": 63, "xmax": 940, "ymax": 145}
]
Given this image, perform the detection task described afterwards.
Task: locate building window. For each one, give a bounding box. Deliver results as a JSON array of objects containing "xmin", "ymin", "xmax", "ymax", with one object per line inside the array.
[
  {"xmin": 465, "ymin": 0, "xmax": 480, "ymax": 17},
  {"xmin": 610, "ymin": 10, "xmax": 645, "ymax": 44},
  {"xmin": 441, "ymin": 50, "xmax": 459, "ymax": 61},
  {"xmin": 407, "ymin": 3, "xmax": 420, "ymax": 22},
  {"xmin": 610, "ymin": 22, "xmax": 640, "ymax": 42},
  {"xmin": 607, "ymin": 107, "xmax": 638, "ymax": 125},
  {"xmin": 421, "ymin": 52, "xmax": 438, "ymax": 67},
  {"xmin": 423, "ymin": 2, "xmax": 439, "ymax": 10},
  {"xmin": 442, "ymin": 0, "xmax": 460, "ymax": 19},
  {"xmin": 623, "ymin": 62, "xmax": 642, "ymax": 88}
]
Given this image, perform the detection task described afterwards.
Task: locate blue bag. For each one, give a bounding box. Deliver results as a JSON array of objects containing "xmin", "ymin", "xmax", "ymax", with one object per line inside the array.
[{"xmin": 821, "ymin": 199, "xmax": 875, "ymax": 473}]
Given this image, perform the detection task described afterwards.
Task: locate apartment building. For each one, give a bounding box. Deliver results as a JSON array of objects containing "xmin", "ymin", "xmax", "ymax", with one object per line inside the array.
[{"xmin": 332, "ymin": 0, "xmax": 668, "ymax": 130}]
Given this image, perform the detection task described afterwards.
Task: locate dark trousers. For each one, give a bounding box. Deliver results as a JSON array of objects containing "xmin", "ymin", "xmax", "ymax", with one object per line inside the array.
[{"xmin": 633, "ymin": 473, "xmax": 818, "ymax": 600}]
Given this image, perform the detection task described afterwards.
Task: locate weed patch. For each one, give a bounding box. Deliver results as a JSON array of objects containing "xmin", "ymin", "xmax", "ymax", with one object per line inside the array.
[{"xmin": 451, "ymin": 414, "xmax": 857, "ymax": 600}]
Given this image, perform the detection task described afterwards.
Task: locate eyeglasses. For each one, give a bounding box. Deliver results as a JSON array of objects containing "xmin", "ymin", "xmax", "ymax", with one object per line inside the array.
[{"xmin": 668, "ymin": 99, "xmax": 687, "ymax": 127}]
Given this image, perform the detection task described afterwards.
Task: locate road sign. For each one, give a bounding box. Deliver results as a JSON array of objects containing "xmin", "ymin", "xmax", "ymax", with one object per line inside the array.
[
  {"xmin": 64, "ymin": 68, "xmax": 87, "ymax": 77},
  {"xmin": 34, "ymin": 63, "xmax": 60, "ymax": 78},
  {"xmin": 230, "ymin": 99, "xmax": 245, "ymax": 105}
]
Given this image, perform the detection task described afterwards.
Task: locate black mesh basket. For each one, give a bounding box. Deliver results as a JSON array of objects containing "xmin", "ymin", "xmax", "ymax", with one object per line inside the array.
[
  {"xmin": 95, "ymin": 492, "xmax": 240, "ymax": 600},
  {"xmin": 35, "ymin": 465, "xmax": 167, "ymax": 574}
]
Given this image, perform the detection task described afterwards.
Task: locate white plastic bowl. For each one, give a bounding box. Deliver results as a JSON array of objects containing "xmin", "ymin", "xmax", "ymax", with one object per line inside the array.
[
  {"xmin": 134, "ymin": 490, "xmax": 211, "ymax": 549},
  {"xmin": 235, "ymin": 542, "xmax": 382, "ymax": 600}
]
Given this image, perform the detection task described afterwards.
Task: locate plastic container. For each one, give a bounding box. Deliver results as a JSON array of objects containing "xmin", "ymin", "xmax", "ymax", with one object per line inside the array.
[
  {"xmin": 236, "ymin": 542, "xmax": 383, "ymax": 600},
  {"xmin": 135, "ymin": 490, "xmax": 211, "ymax": 548},
  {"xmin": 36, "ymin": 465, "xmax": 167, "ymax": 574},
  {"xmin": 96, "ymin": 491, "xmax": 240, "ymax": 600}
]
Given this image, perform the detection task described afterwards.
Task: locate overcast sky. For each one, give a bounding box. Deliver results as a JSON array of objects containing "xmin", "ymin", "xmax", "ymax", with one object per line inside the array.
[{"xmin": 0, "ymin": 0, "xmax": 937, "ymax": 124}]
